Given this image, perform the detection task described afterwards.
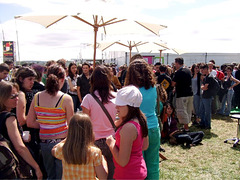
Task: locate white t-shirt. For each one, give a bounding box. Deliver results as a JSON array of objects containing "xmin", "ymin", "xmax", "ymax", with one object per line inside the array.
[{"xmin": 210, "ymin": 70, "xmax": 217, "ymax": 77}]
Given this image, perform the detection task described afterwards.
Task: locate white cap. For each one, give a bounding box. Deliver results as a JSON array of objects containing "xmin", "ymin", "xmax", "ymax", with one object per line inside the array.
[{"xmin": 111, "ymin": 85, "xmax": 142, "ymax": 107}]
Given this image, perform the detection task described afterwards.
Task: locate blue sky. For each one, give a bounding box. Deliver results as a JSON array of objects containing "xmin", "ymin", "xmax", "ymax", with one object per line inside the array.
[{"xmin": 0, "ymin": 0, "xmax": 240, "ymax": 62}]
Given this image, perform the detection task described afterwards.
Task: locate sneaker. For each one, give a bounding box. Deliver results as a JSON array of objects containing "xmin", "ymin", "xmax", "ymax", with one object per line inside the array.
[{"xmin": 159, "ymin": 146, "xmax": 165, "ymax": 152}]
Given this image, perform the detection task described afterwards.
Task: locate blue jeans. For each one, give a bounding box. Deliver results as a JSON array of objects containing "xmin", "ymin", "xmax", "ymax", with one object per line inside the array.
[
  {"xmin": 193, "ymin": 95, "xmax": 201, "ymax": 118},
  {"xmin": 40, "ymin": 142, "xmax": 62, "ymax": 180},
  {"xmin": 69, "ymin": 94, "xmax": 80, "ymax": 113},
  {"xmin": 143, "ymin": 127, "xmax": 160, "ymax": 179},
  {"xmin": 200, "ymin": 98, "xmax": 212, "ymax": 128},
  {"xmin": 219, "ymin": 89, "xmax": 234, "ymax": 116}
]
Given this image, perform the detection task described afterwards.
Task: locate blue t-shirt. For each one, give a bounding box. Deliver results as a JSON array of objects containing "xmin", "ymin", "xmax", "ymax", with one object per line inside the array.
[{"xmin": 139, "ymin": 86, "xmax": 159, "ymax": 129}]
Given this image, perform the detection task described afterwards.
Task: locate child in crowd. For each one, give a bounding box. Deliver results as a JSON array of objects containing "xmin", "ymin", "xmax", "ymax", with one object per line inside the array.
[
  {"xmin": 52, "ymin": 113, "xmax": 108, "ymax": 180},
  {"xmin": 106, "ymin": 85, "xmax": 149, "ymax": 180},
  {"xmin": 161, "ymin": 102, "xmax": 204, "ymax": 148}
]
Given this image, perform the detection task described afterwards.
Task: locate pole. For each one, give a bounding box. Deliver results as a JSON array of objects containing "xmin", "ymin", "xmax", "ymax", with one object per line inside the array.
[
  {"xmin": 205, "ymin": 52, "xmax": 207, "ymax": 63},
  {"xmin": 167, "ymin": 53, "xmax": 169, "ymax": 65},
  {"xmin": 93, "ymin": 16, "xmax": 98, "ymax": 69},
  {"xmin": 1, "ymin": 20, "xmax": 5, "ymax": 41},
  {"xmin": 129, "ymin": 41, "xmax": 132, "ymax": 63},
  {"xmin": 15, "ymin": 19, "xmax": 21, "ymax": 65},
  {"xmin": 159, "ymin": 50, "xmax": 163, "ymax": 63}
]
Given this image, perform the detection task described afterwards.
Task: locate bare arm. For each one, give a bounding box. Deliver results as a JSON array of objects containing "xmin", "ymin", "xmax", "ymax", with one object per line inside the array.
[
  {"xmin": 171, "ymin": 81, "xmax": 176, "ymax": 87},
  {"xmin": 6, "ymin": 116, "xmax": 42, "ymax": 179},
  {"xmin": 68, "ymin": 78, "xmax": 77, "ymax": 92},
  {"xmin": 106, "ymin": 123, "xmax": 137, "ymax": 167},
  {"xmin": 201, "ymin": 83, "xmax": 209, "ymax": 91},
  {"xmin": 16, "ymin": 91, "xmax": 27, "ymax": 126},
  {"xmin": 63, "ymin": 94, "xmax": 74, "ymax": 124},
  {"xmin": 26, "ymin": 96, "xmax": 40, "ymax": 129},
  {"xmin": 142, "ymin": 136, "xmax": 149, "ymax": 151},
  {"xmin": 77, "ymin": 86, "xmax": 82, "ymax": 103},
  {"xmin": 82, "ymin": 106, "xmax": 90, "ymax": 116},
  {"xmin": 95, "ymin": 155, "xmax": 108, "ymax": 180},
  {"xmin": 230, "ymin": 75, "xmax": 240, "ymax": 89}
]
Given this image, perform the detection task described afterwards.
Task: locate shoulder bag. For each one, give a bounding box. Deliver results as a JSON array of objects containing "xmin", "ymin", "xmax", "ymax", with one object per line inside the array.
[{"xmin": 91, "ymin": 93, "xmax": 117, "ymax": 131}]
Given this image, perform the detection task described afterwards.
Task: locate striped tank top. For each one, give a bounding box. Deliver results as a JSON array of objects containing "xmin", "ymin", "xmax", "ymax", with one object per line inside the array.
[{"xmin": 34, "ymin": 93, "xmax": 68, "ymax": 139}]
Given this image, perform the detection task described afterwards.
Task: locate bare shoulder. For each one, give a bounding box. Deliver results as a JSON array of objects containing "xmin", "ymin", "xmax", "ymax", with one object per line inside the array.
[
  {"xmin": 63, "ymin": 93, "xmax": 72, "ymax": 100},
  {"xmin": 18, "ymin": 91, "xmax": 25, "ymax": 99},
  {"xmin": 120, "ymin": 121, "xmax": 138, "ymax": 139}
]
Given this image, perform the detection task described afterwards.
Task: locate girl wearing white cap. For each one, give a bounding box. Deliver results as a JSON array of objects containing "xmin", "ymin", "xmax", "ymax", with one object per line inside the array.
[
  {"xmin": 106, "ymin": 85, "xmax": 148, "ymax": 179},
  {"xmin": 125, "ymin": 58, "xmax": 160, "ymax": 179}
]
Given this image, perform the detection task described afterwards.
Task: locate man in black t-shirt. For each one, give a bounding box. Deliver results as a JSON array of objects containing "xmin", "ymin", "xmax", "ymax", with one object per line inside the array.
[
  {"xmin": 77, "ymin": 63, "xmax": 91, "ymax": 104},
  {"xmin": 199, "ymin": 64, "xmax": 215, "ymax": 129},
  {"xmin": 172, "ymin": 57, "xmax": 193, "ymax": 131}
]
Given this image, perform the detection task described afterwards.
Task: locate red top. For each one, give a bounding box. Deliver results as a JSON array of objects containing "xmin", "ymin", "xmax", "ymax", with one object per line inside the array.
[{"xmin": 113, "ymin": 121, "xmax": 147, "ymax": 180}]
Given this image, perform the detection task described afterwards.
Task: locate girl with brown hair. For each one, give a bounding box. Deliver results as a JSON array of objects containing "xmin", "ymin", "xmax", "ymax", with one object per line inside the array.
[
  {"xmin": 26, "ymin": 64, "xmax": 74, "ymax": 179},
  {"xmin": 52, "ymin": 113, "xmax": 108, "ymax": 179},
  {"xmin": 81, "ymin": 65, "xmax": 117, "ymax": 179}
]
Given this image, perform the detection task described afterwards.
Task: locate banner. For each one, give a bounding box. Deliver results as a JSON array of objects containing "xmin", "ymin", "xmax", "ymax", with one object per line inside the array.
[
  {"xmin": 154, "ymin": 56, "xmax": 164, "ymax": 64},
  {"xmin": 3, "ymin": 41, "xmax": 16, "ymax": 62}
]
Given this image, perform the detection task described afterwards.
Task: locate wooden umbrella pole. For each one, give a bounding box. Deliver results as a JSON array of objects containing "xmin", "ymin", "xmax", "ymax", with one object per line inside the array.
[
  {"xmin": 93, "ymin": 15, "xmax": 98, "ymax": 70},
  {"xmin": 129, "ymin": 41, "xmax": 132, "ymax": 63},
  {"xmin": 93, "ymin": 27, "xmax": 98, "ymax": 69},
  {"xmin": 159, "ymin": 49, "xmax": 163, "ymax": 63}
]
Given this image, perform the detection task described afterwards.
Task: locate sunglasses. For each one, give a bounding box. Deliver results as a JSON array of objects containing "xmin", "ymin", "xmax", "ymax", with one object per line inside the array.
[{"xmin": 10, "ymin": 93, "xmax": 19, "ymax": 99}]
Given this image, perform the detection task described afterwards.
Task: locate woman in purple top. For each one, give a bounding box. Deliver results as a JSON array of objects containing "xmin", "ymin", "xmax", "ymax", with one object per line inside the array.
[{"xmin": 106, "ymin": 85, "xmax": 149, "ymax": 180}]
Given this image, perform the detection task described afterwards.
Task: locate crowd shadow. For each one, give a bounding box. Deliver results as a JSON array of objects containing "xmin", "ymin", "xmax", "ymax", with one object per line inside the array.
[
  {"xmin": 189, "ymin": 125, "xmax": 218, "ymax": 139},
  {"xmin": 230, "ymin": 145, "xmax": 240, "ymax": 151},
  {"xmin": 212, "ymin": 114, "xmax": 235, "ymax": 123}
]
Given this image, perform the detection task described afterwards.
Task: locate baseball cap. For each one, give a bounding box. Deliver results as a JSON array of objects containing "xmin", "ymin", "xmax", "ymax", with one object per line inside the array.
[{"xmin": 111, "ymin": 85, "xmax": 142, "ymax": 107}]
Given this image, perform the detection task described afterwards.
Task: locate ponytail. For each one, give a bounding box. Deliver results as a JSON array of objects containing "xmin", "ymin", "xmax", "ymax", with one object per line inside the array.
[{"xmin": 45, "ymin": 64, "xmax": 65, "ymax": 95}]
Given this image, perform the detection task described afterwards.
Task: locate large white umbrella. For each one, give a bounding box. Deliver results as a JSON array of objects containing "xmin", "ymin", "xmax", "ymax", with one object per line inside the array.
[
  {"xmin": 98, "ymin": 40, "xmax": 149, "ymax": 62},
  {"xmin": 15, "ymin": 13, "xmax": 167, "ymax": 68}
]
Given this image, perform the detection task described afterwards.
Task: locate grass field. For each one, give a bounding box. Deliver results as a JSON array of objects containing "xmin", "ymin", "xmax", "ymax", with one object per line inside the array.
[{"xmin": 159, "ymin": 114, "xmax": 240, "ymax": 180}]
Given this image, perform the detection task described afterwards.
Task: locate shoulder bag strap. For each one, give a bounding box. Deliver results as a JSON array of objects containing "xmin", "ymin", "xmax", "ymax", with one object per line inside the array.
[
  {"xmin": 156, "ymin": 85, "xmax": 163, "ymax": 131},
  {"xmin": 91, "ymin": 93, "xmax": 116, "ymax": 131}
]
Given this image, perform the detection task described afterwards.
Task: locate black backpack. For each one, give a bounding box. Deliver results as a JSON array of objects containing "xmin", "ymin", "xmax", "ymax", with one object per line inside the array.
[
  {"xmin": 0, "ymin": 112, "xmax": 33, "ymax": 179},
  {"xmin": 0, "ymin": 134, "xmax": 18, "ymax": 179},
  {"xmin": 209, "ymin": 77, "xmax": 220, "ymax": 97}
]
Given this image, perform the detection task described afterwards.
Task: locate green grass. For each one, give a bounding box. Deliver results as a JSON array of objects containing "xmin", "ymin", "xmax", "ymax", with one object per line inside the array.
[{"xmin": 160, "ymin": 114, "xmax": 240, "ymax": 180}]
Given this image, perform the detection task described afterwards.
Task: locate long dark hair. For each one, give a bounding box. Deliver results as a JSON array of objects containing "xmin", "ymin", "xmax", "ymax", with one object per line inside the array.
[
  {"xmin": 45, "ymin": 64, "xmax": 65, "ymax": 96},
  {"xmin": 13, "ymin": 66, "xmax": 36, "ymax": 92},
  {"xmin": 118, "ymin": 106, "xmax": 148, "ymax": 138},
  {"xmin": 165, "ymin": 102, "xmax": 176, "ymax": 118},
  {"xmin": 125, "ymin": 59, "xmax": 155, "ymax": 89},
  {"xmin": 90, "ymin": 66, "xmax": 114, "ymax": 104},
  {"xmin": 68, "ymin": 62, "xmax": 77, "ymax": 80}
]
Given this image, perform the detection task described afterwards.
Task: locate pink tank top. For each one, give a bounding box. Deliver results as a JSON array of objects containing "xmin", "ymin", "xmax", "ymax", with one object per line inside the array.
[{"xmin": 113, "ymin": 120, "xmax": 147, "ymax": 180}]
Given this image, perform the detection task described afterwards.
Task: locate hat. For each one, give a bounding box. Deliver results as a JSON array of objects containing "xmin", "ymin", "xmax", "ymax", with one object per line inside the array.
[{"xmin": 111, "ymin": 85, "xmax": 142, "ymax": 107}]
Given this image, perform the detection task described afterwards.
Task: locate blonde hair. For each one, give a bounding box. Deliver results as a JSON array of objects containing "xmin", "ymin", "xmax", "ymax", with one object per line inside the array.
[
  {"xmin": 62, "ymin": 113, "xmax": 95, "ymax": 164},
  {"xmin": 0, "ymin": 81, "xmax": 19, "ymax": 111}
]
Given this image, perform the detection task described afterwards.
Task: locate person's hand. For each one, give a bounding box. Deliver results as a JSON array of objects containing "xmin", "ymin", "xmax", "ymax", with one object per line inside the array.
[
  {"xmin": 22, "ymin": 131, "xmax": 31, "ymax": 143},
  {"xmin": 35, "ymin": 166, "xmax": 43, "ymax": 180},
  {"xmin": 106, "ymin": 135, "xmax": 115, "ymax": 149}
]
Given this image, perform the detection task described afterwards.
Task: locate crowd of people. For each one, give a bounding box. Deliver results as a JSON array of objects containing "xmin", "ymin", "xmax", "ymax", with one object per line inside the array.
[{"xmin": 0, "ymin": 56, "xmax": 240, "ymax": 179}]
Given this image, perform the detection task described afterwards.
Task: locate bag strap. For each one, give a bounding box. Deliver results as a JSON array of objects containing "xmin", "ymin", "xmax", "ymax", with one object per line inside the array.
[
  {"xmin": 156, "ymin": 85, "xmax": 161, "ymax": 118},
  {"xmin": 91, "ymin": 93, "xmax": 116, "ymax": 131}
]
